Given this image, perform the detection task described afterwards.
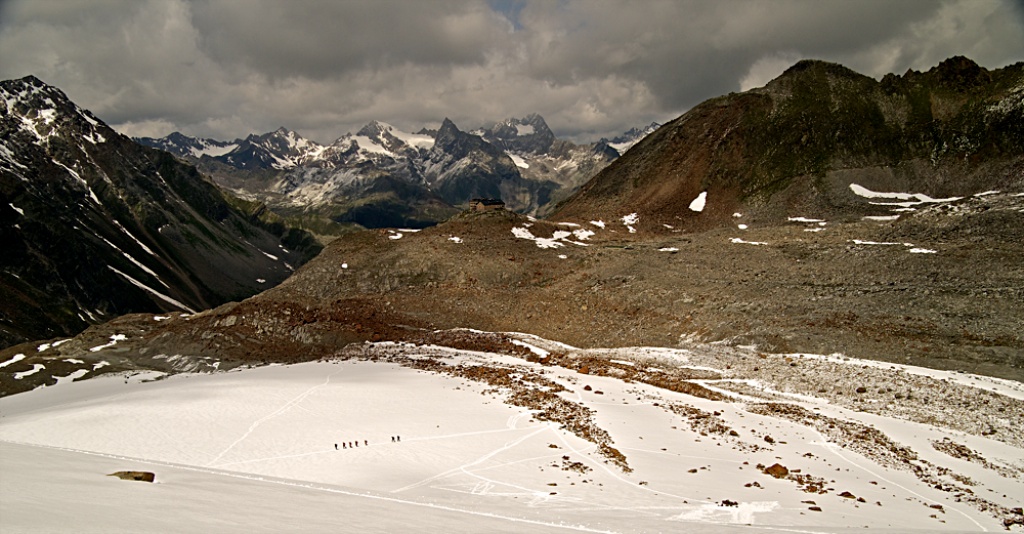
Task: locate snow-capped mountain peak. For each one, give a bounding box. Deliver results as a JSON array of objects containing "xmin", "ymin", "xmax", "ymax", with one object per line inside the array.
[
  {"xmin": 605, "ymin": 121, "xmax": 661, "ymax": 154},
  {"xmin": 135, "ymin": 132, "xmax": 238, "ymax": 159},
  {"xmin": 482, "ymin": 114, "xmax": 556, "ymax": 154},
  {"xmin": 1, "ymin": 75, "xmax": 110, "ymax": 158}
]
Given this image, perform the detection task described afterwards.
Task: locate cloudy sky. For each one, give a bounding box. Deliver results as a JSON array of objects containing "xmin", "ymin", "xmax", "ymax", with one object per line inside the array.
[{"xmin": 1, "ymin": 0, "xmax": 1021, "ymax": 144}]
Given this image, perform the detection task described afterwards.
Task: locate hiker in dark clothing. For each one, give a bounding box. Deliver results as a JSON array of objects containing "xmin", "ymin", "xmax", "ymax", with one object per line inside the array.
[
  {"xmin": 343, "ymin": 443, "xmax": 347, "ymax": 449},
  {"xmin": 364, "ymin": 440, "xmax": 368, "ymax": 446},
  {"xmin": 397, "ymin": 435, "xmax": 401, "ymax": 442},
  {"xmin": 391, "ymin": 436, "xmax": 395, "ymax": 443},
  {"xmin": 334, "ymin": 443, "xmax": 338, "ymax": 450},
  {"xmin": 354, "ymin": 441, "xmax": 358, "ymax": 447}
]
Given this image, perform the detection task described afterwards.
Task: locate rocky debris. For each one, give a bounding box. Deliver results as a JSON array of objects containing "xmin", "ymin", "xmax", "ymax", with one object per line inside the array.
[
  {"xmin": 357, "ymin": 341, "xmax": 631, "ymax": 472},
  {"xmin": 932, "ymin": 438, "xmax": 1024, "ymax": 480},
  {"xmin": 1005, "ymin": 508, "xmax": 1024, "ymax": 527},
  {"xmin": 107, "ymin": 471, "xmax": 155, "ymax": 483},
  {"xmin": 748, "ymin": 402, "xmax": 1020, "ymax": 523},
  {"xmin": 525, "ymin": 351, "xmax": 726, "ymax": 401},
  {"xmin": 560, "ymin": 455, "xmax": 591, "ymax": 474},
  {"xmin": 762, "ymin": 463, "xmax": 789, "ymax": 479}
]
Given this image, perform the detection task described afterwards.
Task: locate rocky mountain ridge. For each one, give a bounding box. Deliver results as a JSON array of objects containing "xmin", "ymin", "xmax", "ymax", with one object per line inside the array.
[
  {"xmin": 0, "ymin": 75, "xmax": 321, "ymax": 349},
  {"xmin": 138, "ymin": 115, "xmax": 651, "ymax": 233},
  {"xmin": 553, "ymin": 56, "xmax": 1024, "ymax": 230}
]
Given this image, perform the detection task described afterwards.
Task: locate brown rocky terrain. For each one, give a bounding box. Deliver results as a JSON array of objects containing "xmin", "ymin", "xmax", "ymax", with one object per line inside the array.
[{"xmin": 3, "ymin": 188, "xmax": 1021, "ymax": 398}]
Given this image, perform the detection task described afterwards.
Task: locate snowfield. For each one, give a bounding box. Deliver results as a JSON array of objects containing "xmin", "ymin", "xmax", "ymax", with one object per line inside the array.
[{"xmin": 2, "ymin": 335, "xmax": 1021, "ymax": 533}]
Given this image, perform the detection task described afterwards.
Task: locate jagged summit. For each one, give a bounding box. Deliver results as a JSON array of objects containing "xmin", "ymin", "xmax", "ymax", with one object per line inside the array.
[
  {"xmin": 779, "ymin": 59, "xmax": 870, "ymax": 80},
  {"xmin": 1, "ymin": 75, "xmax": 109, "ymax": 151},
  {"xmin": 355, "ymin": 120, "xmax": 390, "ymax": 138},
  {"xmin": 603, "ymin": 122, "xmax": 661, "ymax": 154},
  {"xmin": 481, "ymin": 113, "xmax": 556, "ymax": 154}
]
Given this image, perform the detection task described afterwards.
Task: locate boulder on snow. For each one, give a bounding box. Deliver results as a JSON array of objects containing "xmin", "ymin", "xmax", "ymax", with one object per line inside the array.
[{"xmin": 108, "ymin": 471, "xmax": 155, "ymax": 483}]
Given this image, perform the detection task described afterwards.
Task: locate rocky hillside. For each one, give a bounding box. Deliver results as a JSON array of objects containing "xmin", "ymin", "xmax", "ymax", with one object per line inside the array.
[
  {"xmin": 0, "ymin": 76, "xmax": 321, "ymax": 349},
  {"xmin": 6, "ymin": 186, "xmax": 1021, "ymax": 398},
  {"xmin": 554, "ymin": 57, "xmax": 1024, "ymax": 230}
]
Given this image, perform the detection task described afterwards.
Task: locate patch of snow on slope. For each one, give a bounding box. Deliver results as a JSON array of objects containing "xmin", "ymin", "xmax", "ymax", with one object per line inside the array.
[
  {"xmin": 98, "ymin": 235, "xmax": 167, "ymax": 288},
  {"xmin": 589, "ymin": 220, "xmax": 605, "ymax": 229},
  {"xmin": 108, "ymin": 266, "xmax": 198, "ymax": 313},
  {"xmin": 572, "ymin": 229, "xmax": 594, "ymax": 241},
  {"xmin": 388, "ymin": 127, "xmax": 435, "ymax": 150},
  {"xmin": 351, "ymin": 135, "xmax": 394, "ymax": 156},
  {"xmin": 506, "ymin": 152, "xmax": 529, "ymax": 169},
  {"xmin": 113, "ymin": 220, "xmax": 156, "ymax": 256},
  {"xmin": 0, "ymin": 354, "xmax": 26, "ymax": 368},
  {"xmin": 688, "ymin": 191, "xmax": 707, "ymax": 212},
  {"xmin": 54, "ymin": 369, "xmax": 90, "ymax": 385},
  {"xmin": 621, "ymin": 213, "xmax": 639, "ymax": 233},
  {"xmin": 193, "ymin": 143, "xmax": 237, "ymax": 158},
  {"xmin": 511, "ymin": 227, "xmax": 563, "ymax": 249},
  {"xmin": 13, "ymin": 364, "xmax": 45, "ymax": 379},
  {"xmin": 89, "ymin": 334, "xmax": 127, "ymax": 353},
  {"xmin": 849, "ymin": 184, "xmax": 962, "ymax": 207},
  {"xmin": 730, "ymin": 238, "xmax": 767, "ymax": 245},
  {"xmin": 510, "ymin": 339, "xmax": 549, "ymax": 358}
]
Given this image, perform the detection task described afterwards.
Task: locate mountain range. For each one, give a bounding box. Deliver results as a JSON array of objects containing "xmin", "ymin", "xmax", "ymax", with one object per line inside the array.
[
  {"xmin": 137, "ymin": 115, "xmax": 656, "ymax": 233},
  {"xmin": 1, "ymin": 76, "xmax": 321, "ymax": 348}
]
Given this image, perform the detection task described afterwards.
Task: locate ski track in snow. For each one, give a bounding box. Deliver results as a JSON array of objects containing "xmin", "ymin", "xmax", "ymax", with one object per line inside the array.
[
  {"xmin": 0, "ymin": 440, "xmax": 618, "ymax": 534},
  {"xmin": 205, "ymin": 368, "xmax": 344, "ymax": 467}
]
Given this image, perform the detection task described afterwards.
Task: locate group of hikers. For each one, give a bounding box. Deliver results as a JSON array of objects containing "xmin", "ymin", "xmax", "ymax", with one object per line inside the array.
[{"xmin": 334, "ymin": 436, "xmax": 400, "ymax": 450}]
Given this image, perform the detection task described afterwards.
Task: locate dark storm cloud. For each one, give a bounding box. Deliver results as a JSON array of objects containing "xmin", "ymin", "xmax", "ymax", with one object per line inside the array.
[
  {"xmin": 1, "ymin": 0, "xmax": 1021, "ymax": 144},
  {"xmin": 188, "ymin": 0, "xmax": 509, "ymax": 79}
]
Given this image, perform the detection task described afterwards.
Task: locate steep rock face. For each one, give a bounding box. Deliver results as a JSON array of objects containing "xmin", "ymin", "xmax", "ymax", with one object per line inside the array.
[
  {"xmin": 422, "ymin": 118, "xmax": 536, "ymax": 209},
  {"xmin": 0, "ymin": 76, "xmax": 321, "ymax": 348},
  {"xmin": 554, "ymin": 57, "xmax": 1024, "ymax": 230},
  {"xmin": 479, "ymin": 113, "xmax": 557, "ymax": 155},
  {"xmin": 479, "ymin": 115, "xmax": 621, "ymax": 216}
]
